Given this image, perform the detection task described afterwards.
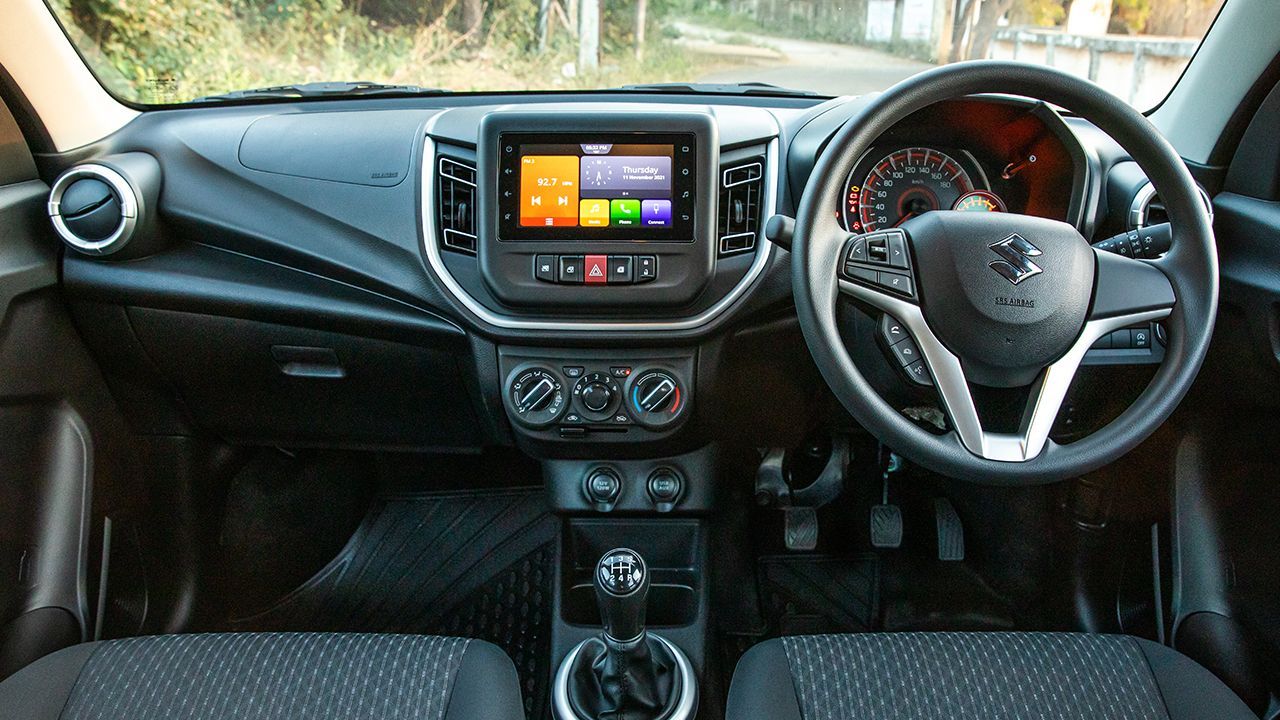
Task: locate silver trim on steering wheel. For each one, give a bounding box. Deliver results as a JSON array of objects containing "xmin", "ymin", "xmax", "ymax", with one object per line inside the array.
[{"xmin": 840, "ymin": 277, "xmax": 1171, "ymax": 462}]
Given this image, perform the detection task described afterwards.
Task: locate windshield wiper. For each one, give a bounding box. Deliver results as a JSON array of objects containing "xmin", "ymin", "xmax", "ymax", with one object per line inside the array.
[
  {"xmin": 617, "ymin": 82, "xmax": 823, "ymax": 98},
  {"xmin": 192, "ymin": 81, "xmax": 451, "ymax": 103}
]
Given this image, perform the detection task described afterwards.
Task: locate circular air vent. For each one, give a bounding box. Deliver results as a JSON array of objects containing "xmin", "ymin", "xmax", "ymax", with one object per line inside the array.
[
  {"xmin": 48, "ymin": 164, "xmax": 139, "ymax": 255},
  {"xmin": 1128, "ymin": 180, "xmax": 1213, "ymax": 230}
]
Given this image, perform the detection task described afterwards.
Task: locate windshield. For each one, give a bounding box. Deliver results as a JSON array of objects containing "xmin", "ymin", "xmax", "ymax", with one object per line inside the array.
[{"xmin": 47, "ymin": 0, "xmax": 1223, "ymax": 108}]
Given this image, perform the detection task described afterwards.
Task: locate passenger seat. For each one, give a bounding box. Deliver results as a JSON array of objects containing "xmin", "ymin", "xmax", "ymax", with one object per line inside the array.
[{"xmin": 0, "ymin": 632, "xmax": 524, "ymax": 720}]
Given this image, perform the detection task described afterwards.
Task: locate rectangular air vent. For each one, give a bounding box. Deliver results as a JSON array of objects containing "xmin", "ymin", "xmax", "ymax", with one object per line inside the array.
[
  {"xmin": 438, "ymin": 157, "xmax": 477, "ymax": 254},
  {"xmin": 717, "ymin": 159, "xmax": 764, "ymax": 256}
]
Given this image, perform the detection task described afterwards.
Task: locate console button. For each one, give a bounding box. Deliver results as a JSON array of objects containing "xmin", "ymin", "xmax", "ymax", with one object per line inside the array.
[
  {"xmin": 584, "ymin": 468, "xmax": 621, "ymax": 510},
  {"xmin": 1108, "ymin": 329, "xmax": 1132, "ymax": 348},
  {"xmin": 584, "ymin": 254, "xmax": 609, "ymax": 284},
  {"xmin": 535, "ymin": 255, "xmax": 557, "ymax": 283},
  {"xmin": 647, "ymin": 468, "xmax": 684, "ymax": 512},
  {"xmin": 559, "ymin": 256, "xmax": 584, "ymax": 284},
  {"xmin": 610, "ymin": 366, "xmax": 632, "ymax": 378},
  {"xmin": 880, "ymin": 314, "xmax": 908, "ymax": 346},
  {"xmin": 608, "ymin": 256, "xmax": 634, "ymax": 284},
  {"xmin": 563, "ymin": 366, "xmax": 584, "ymax": 378},
  {"xmin": 637, "ymin": 255, "xmax": 657, "ymax": 282},
  {"xmin": 1131, "ymin": 325, "xmax": 1151, "ymax": 348}
]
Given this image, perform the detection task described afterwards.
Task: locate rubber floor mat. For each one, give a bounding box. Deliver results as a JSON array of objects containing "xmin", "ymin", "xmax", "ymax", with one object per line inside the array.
[
  {"xmin": 758, "ymin": 554, "xmax": 879, "ymax": 636},
  {"xmin": 232, "ymin": 489, "xmax": 558, "ymax": 720}
]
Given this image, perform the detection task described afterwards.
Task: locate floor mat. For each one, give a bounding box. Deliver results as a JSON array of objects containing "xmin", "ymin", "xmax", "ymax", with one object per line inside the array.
[
  {"xmin": 231, "ymin": 488, "xmax": 559, "ymax": 720},
  {"xmin": 758, "ymin": 554, "xmax": 879, "ymax": 636}
]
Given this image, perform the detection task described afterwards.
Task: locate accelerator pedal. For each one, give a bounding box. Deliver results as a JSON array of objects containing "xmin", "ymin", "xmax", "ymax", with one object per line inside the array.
[{"xmin": 934, "ymin": 497, "xmax": 965, "ymax": 561}]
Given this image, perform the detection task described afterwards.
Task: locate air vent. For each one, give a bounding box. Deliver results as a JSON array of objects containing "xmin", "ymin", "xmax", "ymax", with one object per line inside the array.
[
  {"xmin": 717, "ymin": 159, "xmax": 764, "ymax": 256},
  {"xmin": 48, "ymin": 164, "xmax": 138, "ymax": 256},
  {"xmin": 437, "ymin": 157, "xmax": 477, "ymax": 254},
  {"xmin": 1129, "ymin": 181, "xmax": 1213, "ymax": 230}
]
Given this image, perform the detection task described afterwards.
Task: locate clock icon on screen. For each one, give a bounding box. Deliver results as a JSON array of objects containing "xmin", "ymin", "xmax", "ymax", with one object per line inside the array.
[{"xmin": 583, "ymin": 158, "xmax": 613, "ymax": 187}]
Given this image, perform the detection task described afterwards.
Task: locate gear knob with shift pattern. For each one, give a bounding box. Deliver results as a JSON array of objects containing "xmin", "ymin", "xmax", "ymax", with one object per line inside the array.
[{"xmin": 595, "ymin": 548, "xmax": 649, "ymax": 643}]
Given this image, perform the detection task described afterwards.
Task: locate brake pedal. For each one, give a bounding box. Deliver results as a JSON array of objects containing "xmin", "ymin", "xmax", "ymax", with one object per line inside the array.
[
  {"xmin": 934, "ymin": 497, "xmax": 965, "ymax": 561},
  {"xmin": 870, "ymin": 504, "xmax": 903, "ymax": 549},
  {"xmin": 784, "ymin": 507, "xmax": 819, "ymax": 551},
  {"xmin": 870, "ymin": 452, "xmax": 903, "ymax": 549}
]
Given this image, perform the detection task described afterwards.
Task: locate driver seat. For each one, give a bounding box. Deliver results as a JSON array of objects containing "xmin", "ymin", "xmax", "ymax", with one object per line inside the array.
[{"xmin": 727, "ymin": 632, "xmax": 1254, "ymax": 720}]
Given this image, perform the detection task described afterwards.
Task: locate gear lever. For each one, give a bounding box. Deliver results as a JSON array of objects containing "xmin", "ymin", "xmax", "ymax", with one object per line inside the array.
[
  {"xmin": 595, "ymin": 548, "xmax": 649, "ymax": 643},
  {"xmin": 558, "ymin": 548, "xmax": 692, "ymax": 719}
]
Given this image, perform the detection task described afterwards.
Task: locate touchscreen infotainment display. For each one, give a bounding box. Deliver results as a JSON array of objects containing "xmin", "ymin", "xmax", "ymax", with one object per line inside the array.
[{"xmin": 497, "ymin": 133, "xmax": 696, "ymax": 242}]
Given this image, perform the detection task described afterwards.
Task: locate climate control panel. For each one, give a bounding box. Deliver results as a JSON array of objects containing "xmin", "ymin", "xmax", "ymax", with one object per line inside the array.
[{"xmin": 499, "ymin": 348, "xmax": 694, "ymax": 442}]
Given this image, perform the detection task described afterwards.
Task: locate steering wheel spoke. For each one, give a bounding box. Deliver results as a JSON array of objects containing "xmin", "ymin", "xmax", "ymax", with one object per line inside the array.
[
  {"xmin": 1090, "ymin": 248, "xmax": 1176, "ymax": 320},
  {"xmin": 841, "ymin": 268, "xmax": 1172, "ymax": 462}
]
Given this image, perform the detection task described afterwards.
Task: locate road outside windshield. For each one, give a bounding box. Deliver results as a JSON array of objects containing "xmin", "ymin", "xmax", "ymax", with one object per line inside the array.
[{"xmin": 47, "ymin": 0, "xmax": 1223, "ymax": 107}]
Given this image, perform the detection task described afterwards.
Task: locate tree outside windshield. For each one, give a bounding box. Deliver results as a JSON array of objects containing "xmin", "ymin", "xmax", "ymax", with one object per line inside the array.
[{"xmin": 47, "ymin": 0, "xmax": 1224, "ymax": 107}]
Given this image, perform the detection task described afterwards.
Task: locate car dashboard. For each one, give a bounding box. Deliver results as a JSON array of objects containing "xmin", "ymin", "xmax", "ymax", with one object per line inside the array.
[{"xmin": 52, "ymin": 89, "xmax": 1160, "ymax": 493}]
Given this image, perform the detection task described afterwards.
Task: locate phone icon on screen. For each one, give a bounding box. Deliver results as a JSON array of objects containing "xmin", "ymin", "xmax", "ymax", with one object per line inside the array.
[{"xmin": 611, "ymin": 199, "xmax": 641, "ymax": 226}]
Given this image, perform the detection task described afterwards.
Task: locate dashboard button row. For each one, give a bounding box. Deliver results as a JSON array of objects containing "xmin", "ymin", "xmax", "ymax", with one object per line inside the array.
[{"xmin": 536, "ymin": 254, "xmax": 657, "ymax": 285}]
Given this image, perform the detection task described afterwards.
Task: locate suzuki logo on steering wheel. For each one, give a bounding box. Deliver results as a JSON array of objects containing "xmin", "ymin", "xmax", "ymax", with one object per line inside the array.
[{"xmin": 988, "ymin": 233, "xmax": 1044, "ymax": 285}]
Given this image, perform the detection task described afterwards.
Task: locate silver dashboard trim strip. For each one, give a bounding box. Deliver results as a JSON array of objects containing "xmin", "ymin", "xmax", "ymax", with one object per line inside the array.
[{"xmin": 420, "ymin": 116, "xmax": 778, "ymax": 332}]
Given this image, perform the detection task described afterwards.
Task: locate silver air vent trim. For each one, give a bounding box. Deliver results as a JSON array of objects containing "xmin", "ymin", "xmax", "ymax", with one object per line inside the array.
[
  {"xmin": 1129, "ymin": 180, "xmax": 1213, "ymax": 230},
  {"xmin": 48, "ymin": 163, "xmax": 138, "ymax": 256},
  {"xmin": 420, "ymin": 117, "xmax": 778, "ymax": 332}
]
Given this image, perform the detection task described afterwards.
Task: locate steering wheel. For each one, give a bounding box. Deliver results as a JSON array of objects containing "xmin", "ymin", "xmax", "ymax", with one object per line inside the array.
[{"xmin": 793, "ymin": 61, "xmax": 1217, "ymax": 485}]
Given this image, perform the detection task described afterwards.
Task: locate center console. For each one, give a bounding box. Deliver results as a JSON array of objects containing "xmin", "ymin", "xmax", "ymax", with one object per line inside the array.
[{"xmin": 477, "ymin": 112, "xmax": 717, "ymax": 310}]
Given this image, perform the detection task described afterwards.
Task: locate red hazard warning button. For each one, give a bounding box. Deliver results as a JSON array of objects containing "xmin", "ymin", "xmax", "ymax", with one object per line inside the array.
[{"xmin": 584, "ymin": 255, "xmax": 608, "ymax": 284}]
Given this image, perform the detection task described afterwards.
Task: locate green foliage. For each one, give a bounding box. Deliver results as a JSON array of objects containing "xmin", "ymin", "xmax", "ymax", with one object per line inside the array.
[
  {"xmin": 48, "ymin": 0, "xmax": 715, "ymax": 103},
  {"xmin": 1010, "ymin": 0, "xmax": 1067, "ymax": 27},
  {"xmin": 1113, "ymin": 0, "xmax": 1153, "ymax": 34}
]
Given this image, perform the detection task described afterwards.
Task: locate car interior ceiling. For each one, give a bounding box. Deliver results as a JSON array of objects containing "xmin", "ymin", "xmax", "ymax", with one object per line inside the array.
[{"xmin": 1, "ymin": 1, "xmax": 1279, "ymax": 719}]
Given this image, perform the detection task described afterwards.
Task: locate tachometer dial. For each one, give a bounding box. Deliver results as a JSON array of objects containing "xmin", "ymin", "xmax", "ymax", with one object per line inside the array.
[
  {"xmin": 952, "ymin": 190, "xmax": 1006, "ymax": 214},
  {"xmin": 844, "ymin": 147, "xmax": 974, "ymax": 232}
]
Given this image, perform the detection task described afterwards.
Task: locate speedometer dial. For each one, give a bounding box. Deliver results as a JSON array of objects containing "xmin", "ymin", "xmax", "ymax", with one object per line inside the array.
[{"xmin": 844, "ymin": 147, "xmax": 974, "ymax": 232}]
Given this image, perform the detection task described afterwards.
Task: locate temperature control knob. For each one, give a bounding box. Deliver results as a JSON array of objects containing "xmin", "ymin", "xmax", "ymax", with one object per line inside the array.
[
  {"xmin": 508, "ymin": 367, "xmax": 566, "ymax": 428},
  {"xmin": 627, "ymin": 370, "xmax": 687, "ymax": 429}
]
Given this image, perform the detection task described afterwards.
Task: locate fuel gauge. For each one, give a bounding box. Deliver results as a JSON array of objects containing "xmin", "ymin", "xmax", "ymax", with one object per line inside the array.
[{"xmin": 952, "ymin": 190, "xmax": 1006, "ymax": 214}]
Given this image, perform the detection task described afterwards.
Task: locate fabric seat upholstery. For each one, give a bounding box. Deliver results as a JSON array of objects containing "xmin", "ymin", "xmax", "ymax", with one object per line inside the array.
[
  {"xmin": 0, "ymin": 632, "xmax": 524, "ymax": 720},
  {"xmin": 727, "ymin": 632, "xmax": 1256, "ymax": 720}
]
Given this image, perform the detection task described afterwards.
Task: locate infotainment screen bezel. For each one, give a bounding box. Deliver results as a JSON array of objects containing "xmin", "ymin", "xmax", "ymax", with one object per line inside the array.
[{"xmin": 496, "ymin": 132, "xmax": 698, "ymax": 242}]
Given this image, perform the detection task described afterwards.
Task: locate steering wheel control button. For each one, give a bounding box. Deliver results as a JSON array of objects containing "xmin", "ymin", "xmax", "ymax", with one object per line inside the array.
[
  {"xmin": 584, "ymin": 468, "xmax": 622, "ymax": 511},
  {"xmin": 886, "ymin": 232, "xmax": 911, "ymax": 269},
  {"xmin": 846, "ymin": 236, "xmax": 869, "ymax": 263},
  {"xmin": 904, "ymin": 360, "xmax": 933, "ymax": 386},
  {"xmin": 559, "ymin": 256, "xmax": 584, "ymax": 284},
  {"xmin": 647, "ymin": 468, "xmax": 684, "ymax": 512},
  {"xmin": 876, "ymin": 271, "xmax": 915, "ymax": 298},
  {"xmin": 880, "ymin": 314, "xmax": 908, "ymax": 346},
  {"xmin": 891, "ymin": 337, "xmax": 922, "ymax": 367},
  {"xmin": 508, "ymin": 367, "xmax": 566, "ymax": 428},
  {"xmin": 845, "ymin": 264, "xmax": 877, "ymax": 284}
]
